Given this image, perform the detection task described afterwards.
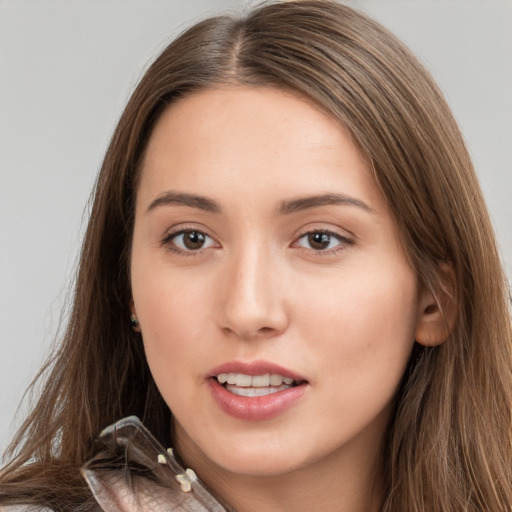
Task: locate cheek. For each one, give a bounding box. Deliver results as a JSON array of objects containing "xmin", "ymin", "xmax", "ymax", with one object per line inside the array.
[
  {"xmin": 296, "ymin": 263, "xmax": 418, "ymax": 398},
  {"xmin": 131, "ymin": 262, "xmax": 217, "ymax": 391}
]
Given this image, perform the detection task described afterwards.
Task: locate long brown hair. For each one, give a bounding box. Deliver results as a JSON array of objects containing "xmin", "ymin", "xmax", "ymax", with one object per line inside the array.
[{"xmin": 1, "ymin": 1, "xmax": 511, "ymax": 510}]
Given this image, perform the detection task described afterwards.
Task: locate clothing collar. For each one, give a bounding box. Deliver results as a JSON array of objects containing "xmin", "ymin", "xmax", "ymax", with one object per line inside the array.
[{"xmin": 83, "ymin": 416, "xmax": 235, "ymax": 511}]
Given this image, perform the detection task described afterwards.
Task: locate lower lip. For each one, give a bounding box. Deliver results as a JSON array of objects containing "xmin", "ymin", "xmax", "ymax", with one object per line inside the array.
[{"xmin": 207, "ymin": 378, "xmax": 307, "ymax": 421}]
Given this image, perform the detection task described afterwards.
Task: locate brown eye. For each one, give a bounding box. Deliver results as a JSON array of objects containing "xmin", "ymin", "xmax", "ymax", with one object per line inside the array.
[
  {"xmin": 307, "ymin": 232, "xmax": 332, "ymax": 250},
  {"xmin": 296, "ymin": 230, "xmax": 349, "ymax": 252},
  {"xmin": 167, "ymin": 230, "xmax": 216, "ymax": 252},
  {"xmin": 182, "ymin": 231, "xmax": 206, "ymax": 250}
]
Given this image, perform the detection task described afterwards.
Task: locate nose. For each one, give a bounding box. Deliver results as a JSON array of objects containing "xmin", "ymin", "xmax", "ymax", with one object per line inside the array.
[{"xmin": 217, "ymin": 246, "xmax": 289, "ymax": 340}]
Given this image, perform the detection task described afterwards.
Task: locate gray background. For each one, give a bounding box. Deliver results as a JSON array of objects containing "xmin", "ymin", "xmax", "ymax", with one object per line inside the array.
[{"xmin": 1, "ymin": 0, "xmax": 511, "ymax": 456}]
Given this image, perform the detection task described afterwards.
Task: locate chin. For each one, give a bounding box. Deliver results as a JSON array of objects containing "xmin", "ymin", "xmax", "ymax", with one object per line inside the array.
[
  {"xmin": 192, "ymin": 431, "xmax": 318, "ymax": 478},
  {"xmin": 212, "ymin": 451, "xmax": 303, "ymax": 478}
]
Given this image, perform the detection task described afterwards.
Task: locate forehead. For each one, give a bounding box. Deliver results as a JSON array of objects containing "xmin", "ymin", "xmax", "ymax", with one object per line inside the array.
[
  {"xmin": 137, "ymin": 85, "xmax": 385, "ymax": 215},
  {"xmin": 144, "ymin": 85, "xmax": 353, "ymax": 160}
]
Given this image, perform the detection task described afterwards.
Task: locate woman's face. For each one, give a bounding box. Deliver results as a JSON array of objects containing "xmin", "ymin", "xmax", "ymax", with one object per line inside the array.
[{"xmin": 131, "ymin": 86, "xmax": 426, "ymax": 480}]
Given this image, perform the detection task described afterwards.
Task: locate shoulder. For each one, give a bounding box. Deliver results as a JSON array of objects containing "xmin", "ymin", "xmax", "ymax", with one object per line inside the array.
[{"xmin": 84, "ymin": 416, "xmax": 233, "ymax": 511}]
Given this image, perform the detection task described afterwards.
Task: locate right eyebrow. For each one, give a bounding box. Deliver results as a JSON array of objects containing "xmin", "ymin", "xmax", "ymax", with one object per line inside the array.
[{"xmin": 147, "ymin": 191, "xmax": 221, "ymax": 214}]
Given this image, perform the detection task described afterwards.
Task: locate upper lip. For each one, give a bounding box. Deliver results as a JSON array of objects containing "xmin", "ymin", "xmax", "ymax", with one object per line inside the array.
[{"xmin": 208, "ymin": 360, "xmax": 307, "ymax": 382}]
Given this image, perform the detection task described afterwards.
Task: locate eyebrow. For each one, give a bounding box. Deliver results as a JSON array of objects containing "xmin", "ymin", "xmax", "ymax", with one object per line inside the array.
[
  {"xmin": 279, "ymin": 193, "xmax": 373, "ymax": 215},
  {"xmin": 147, "ymin": 191, "xmax": 221, "ymax": 213},
  {"xmin": 146, "ymin": 190, "xmax": 373, "ymax": 215}
]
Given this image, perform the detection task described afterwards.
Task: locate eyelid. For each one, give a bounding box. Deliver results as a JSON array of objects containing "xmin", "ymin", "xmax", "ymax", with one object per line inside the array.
[
  {"xmin": 291, "ymin": 225, "xmax": 355, "ymax": 253},
  {"xmin": 160, "ymin": 224, "xmax": 220, "ymax": 254}
]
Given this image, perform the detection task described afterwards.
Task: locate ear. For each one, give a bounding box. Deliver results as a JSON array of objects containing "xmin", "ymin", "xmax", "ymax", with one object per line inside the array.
[
  {"xmin": 130, "ymin": 300, "xmax": 142, "ymax": 333},
  {"xmin": 415, "ymin": 262, "xmax": 457, "ymax": 347}
]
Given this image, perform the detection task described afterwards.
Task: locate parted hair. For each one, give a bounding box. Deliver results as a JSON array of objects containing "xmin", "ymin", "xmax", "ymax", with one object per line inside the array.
[{"xmin": 1, "ymin": 1, "xmax": 511, "ymax": 511}]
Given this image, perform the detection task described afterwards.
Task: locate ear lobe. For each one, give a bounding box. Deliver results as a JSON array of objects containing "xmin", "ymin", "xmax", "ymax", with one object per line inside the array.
[
  {"xmin": 130, "ymin": 300, "xmax": 142, "ymax": 333},
  {"xmin": 415, "ymin": 263, "xmax": 457, "ymax": 347}
]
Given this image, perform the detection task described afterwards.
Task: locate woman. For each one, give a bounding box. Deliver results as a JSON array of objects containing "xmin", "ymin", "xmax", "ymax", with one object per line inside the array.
[{"xmin": 1, "ymin": 1, "xmax": 511, "ymax": 510}]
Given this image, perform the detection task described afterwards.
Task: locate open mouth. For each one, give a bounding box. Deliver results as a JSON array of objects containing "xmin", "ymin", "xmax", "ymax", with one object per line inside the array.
[{"xmin": 215, "ymin": 373, "xmax": 302, "ymax": 397}]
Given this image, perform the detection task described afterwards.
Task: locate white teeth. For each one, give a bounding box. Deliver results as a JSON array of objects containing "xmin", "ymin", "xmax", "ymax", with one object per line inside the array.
[
  {"xmin": 252, "ymin": 374, "xmax": 270, "ymax": 387},
  {"xmin": 216, "ymin": 373, "xmax": 296, "ymax": 388},
  {"xmin": 227, "ymin": 384, "xmax": 289, "ymax": 397},
  {"xmin": 235, "ymin": 374, "xmax": 252, "ymax": 387},
  {"xmin": 269, "ymin": 374, "xmax": 283, "ymax": 386}
]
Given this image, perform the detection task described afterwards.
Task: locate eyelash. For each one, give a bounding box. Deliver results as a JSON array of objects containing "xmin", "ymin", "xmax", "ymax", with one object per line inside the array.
[
  {"xmin": 160, "ymin": 228, "xmax": 354, "ymax": 256},
  {"xmin": 293, "ymin": 229, "xmax": 354, "ymax": 255},
  {"xmin": 161, "ymin": 228, "xmax": 217, "ymax": 256}
]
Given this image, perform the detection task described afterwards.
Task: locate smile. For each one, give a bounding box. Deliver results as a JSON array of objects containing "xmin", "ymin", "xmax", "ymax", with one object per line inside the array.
[
  {"xmin": 208, "ymin": 364, "xmax": 308, "ymax": 420},
  {"xmin": 216, "ymin": 373, "xmax": 297, "ymax": 397}
]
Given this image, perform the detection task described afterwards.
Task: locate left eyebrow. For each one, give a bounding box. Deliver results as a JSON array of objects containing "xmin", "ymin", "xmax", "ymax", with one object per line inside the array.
[{"xmin": 279, "ymin": 193, "xmax": 373, "ymax": 215}]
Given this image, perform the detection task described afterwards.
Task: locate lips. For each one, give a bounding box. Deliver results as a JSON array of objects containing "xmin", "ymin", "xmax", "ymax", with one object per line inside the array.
[{"xmin": 207, "ymin": 361, "xmax": 308, "ymax": 420}]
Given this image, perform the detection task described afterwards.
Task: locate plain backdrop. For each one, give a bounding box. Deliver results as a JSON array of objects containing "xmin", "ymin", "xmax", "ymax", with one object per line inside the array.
[{"xmin": 1, "ymin": 0, "xmax": 511, "ymax": 456}]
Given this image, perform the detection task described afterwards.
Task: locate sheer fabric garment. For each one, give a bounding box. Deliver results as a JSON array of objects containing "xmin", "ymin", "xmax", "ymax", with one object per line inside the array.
[{"xmin": 1, "ymin": 417, "xmax": 234, "ymax": 512}]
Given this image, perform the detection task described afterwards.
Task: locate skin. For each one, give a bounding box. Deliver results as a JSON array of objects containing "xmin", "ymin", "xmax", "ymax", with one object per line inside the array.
[{"xmin": 130, "ymin": 86, "xmax": 441, "ymax": 511}]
